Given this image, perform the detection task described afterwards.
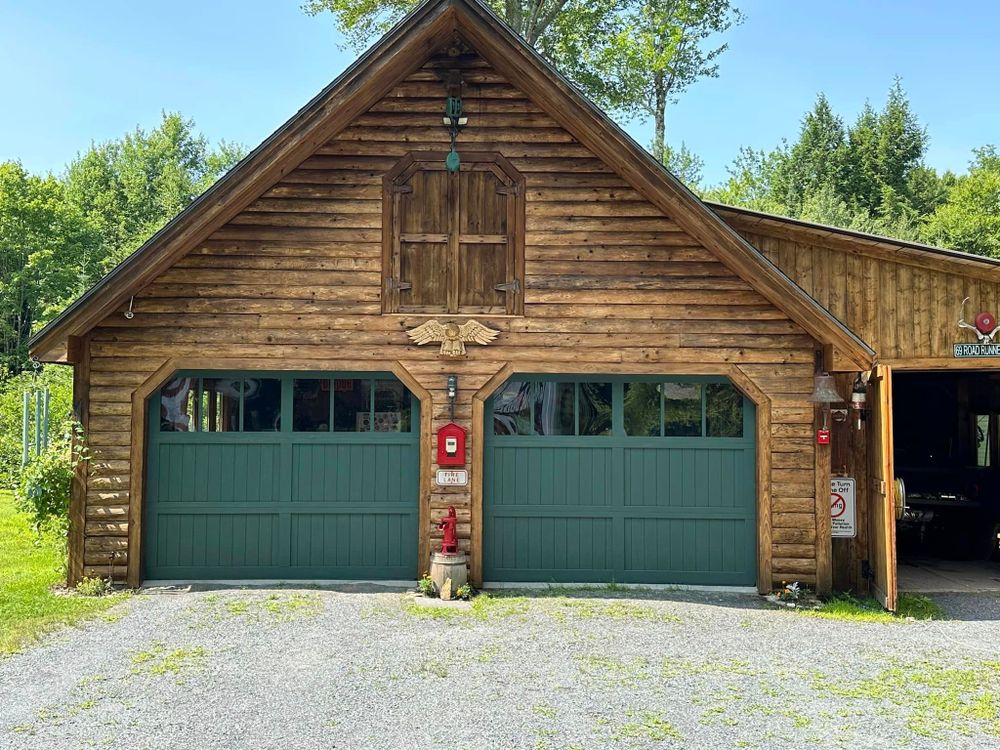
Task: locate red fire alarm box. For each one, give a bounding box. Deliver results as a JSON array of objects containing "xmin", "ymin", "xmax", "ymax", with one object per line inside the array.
[
  {"xmin": 437, "ymin": 422, "xmax": 466, "ymax": 467},
  {"xmin": 817, "ymin": 428, "xmax": 831, "ymax": 445}
]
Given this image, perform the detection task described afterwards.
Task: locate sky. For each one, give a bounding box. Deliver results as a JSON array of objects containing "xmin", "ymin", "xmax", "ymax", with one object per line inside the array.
[{"xmin": 1, "ymin": 1, "xmax": 998, "ymax": 186}]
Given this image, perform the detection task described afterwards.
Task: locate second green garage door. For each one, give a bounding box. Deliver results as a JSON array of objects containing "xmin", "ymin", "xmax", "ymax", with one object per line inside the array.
[
  {"xmin": 144, "ymin": 372, "xmax": 419, "ymax": 580},
  {"xmin": 484, "ymin": 376, "xmax": 757, "ymax": 585}
]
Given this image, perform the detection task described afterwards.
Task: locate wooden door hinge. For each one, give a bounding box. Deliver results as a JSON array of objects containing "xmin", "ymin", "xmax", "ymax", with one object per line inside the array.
[
  {"xmin": 392, "ymin": 184, "xmax": 413, "ymax": 194},
  {"xmin": 495, "ymin": 185, "xmax": 519, "ymax": 196},
  {"xmin": 494, "ymin": 279, "xmax": 521, "ymax": 294},
  {"xmin": 387, "ymin": 278, "xmax": 413, "ymax": 291}
]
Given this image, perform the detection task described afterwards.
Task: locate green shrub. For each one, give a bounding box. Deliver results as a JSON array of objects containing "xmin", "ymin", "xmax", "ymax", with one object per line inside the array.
[
  {"xmin": 76, "ymin": 576, "xmax": 113, "ymax": 597},
  {"xmin": 14, "ymin": 423, "xmax": 87, "ymax": 536},
  {"xmin": 0, "ymin": 366, "xmax": 73, "ymax": 489},
  {"xmin": 417, "ymin": 572, "xmax": 436, "ymax": 597}
]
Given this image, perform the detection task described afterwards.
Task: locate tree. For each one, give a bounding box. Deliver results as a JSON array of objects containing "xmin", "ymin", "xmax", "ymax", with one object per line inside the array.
[
  {"xmin": 925, "ymin": 146, "xmax": 1000, "ymax": 257},
  {"xmin": 305, "ymin": 0, "xmax": 628, "ymax": 102},
  {"xmin": 64, "ymin": 112, "xmax": 244, "ymax": 270},
  {"xmin": 585, "ymin": 0, "xmax": 742, "ymax": 160},
  {"xmin": 771, "ymin": 94, "xmax": 848, "ymax": 214},
  {"xmin": 304, "ymin": 0, "xmax": 741, "ymax": 159},
  {"xmin": 660, "ymin": 142, "xmax": 704, "ymax": 189},
  {"xmin": 843, "ymin": 79, "xmax": 929, "ymax": 219},
  {"xmin": 702, "ymin": 146, "xmax": 785, "ymax": 213},
  {"xmin": 0, "ymin": 163, "xmax": 101, "ymax": 374},
  {"xmin": 706, "ymin": 80, "xmax": 948, "ymax": 241}
]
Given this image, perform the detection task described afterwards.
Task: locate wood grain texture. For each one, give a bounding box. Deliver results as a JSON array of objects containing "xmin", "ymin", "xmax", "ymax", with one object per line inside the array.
[
  {"xmin": 73, "ymin": 51, "xmax": 818, "ymax": 591},
  {"xmin": 730, "ymin": 221, "xmax": 1000, "ymax": 367}
]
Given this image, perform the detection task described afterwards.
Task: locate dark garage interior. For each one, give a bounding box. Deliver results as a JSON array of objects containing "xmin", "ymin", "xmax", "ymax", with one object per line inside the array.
[{"xmin": 894, "ymin": 371, "xmax": 1000, "ymax": 591}]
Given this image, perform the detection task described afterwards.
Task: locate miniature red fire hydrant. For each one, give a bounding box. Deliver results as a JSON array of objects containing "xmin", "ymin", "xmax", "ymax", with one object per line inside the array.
[{"xmin": 437, "ymin": 506, "xmax": 459, "ymax": 554}]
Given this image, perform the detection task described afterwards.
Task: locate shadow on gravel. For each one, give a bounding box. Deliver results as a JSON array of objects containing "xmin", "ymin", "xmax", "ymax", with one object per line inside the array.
[
  {"xmin": 139, "ymin": 582, "xmax": 768, "ymax": 611},
  {"xmin": 924, "ymin": 592, "xmax": 1000, "ymax": 621},
  {"xmin": 480, "ymin": 587, "xmax": 768, "ymax": 611},
  {"xmin": 141, "ymin": 582, "xmax": 413, "ymax": 595}
]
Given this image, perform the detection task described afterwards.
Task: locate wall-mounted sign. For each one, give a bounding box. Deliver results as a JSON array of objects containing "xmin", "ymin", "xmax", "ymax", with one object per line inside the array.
[
  {"xmin": 436, "ymin": 469, "xmax": 469, "ymax": 486},
  {"xmin": 831, "ymin": 478, "xmax": 856, "ymax": 538},
  {"xmin": 955, "ymin": 298, "xmax": 1000, "ymax": 357},
  {"xmin": 954, "ymin": 343, "xmax": 1000, "ymax": 358}
]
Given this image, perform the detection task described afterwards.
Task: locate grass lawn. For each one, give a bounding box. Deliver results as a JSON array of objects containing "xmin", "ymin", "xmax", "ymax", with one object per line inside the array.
[
  {"xmin": 803, "ymin": 592, "xmax": 945, "ymax": 623},
  {"xmin": 0, "ymin": 490, "xmax": 126, "ymax": 655}
]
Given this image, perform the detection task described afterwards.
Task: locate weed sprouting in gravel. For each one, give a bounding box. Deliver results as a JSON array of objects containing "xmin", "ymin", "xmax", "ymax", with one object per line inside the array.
[
  {"xmin": 533, "ymin": 703, "xmax": 557, "ymax": 719},
  {"xmin": 612, "ymin": 710, "xmax": 683, "ymax": 742},
  {"xmin": 577, "ymin": 654, "xmax": 650, "ymax": 687},
  {"xmin": 810, "ymin": 657, "xmax": 1000, "ymax": 739},
  {"xmin": 413, "ymin": 658, "xmax": 449, "ymax": 678},
  {"xmin": 189, "ymin": 592, "xmax": 323, "ymax": 626},
  {"xmin": 130, "ymin": 643, "xmax": 207, "ymax": 679}
]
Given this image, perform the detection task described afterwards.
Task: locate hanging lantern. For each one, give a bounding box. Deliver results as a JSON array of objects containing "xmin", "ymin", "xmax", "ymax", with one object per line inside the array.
[
  {"xmin": 442, "ymin": 96, "xmax": 467, "ymax": 127},
  {"xmin": 442, "ymin": 89, "xmax": 467, "ymax": 173}
]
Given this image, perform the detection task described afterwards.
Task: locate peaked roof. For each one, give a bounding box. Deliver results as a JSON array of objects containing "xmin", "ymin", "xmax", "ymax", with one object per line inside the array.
[{"xmin": 31, "ymin": 0, "xmax": 875, "ymax": 370}]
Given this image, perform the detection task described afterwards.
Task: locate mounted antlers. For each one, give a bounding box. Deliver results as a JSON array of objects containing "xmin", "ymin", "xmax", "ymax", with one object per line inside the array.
[{"xmin": 958, "ymin": 297, "xmax": 1000, "ymax": 344}]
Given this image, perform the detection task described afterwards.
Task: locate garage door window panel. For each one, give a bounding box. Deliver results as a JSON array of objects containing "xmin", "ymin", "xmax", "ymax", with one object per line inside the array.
[
  {"xmin": 145, "ymin": 371, "xmax": 419, "ymax": 580},
  {"xmin": 293, "ymin": 379, "xmax": 331, "ymax": 432},
  {"xmin": 484, "ymin": 376, "xmax": 756, "ymax": 585},
  {"xmin": 493, "ymin": 380, "xmax": 612, "ymax": 437},
  {"xmin": 243, "ymin": 378, "xmax": 282, "ymax": 432}
]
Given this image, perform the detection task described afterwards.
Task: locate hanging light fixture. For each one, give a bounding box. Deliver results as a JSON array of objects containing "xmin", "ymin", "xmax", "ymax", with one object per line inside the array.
[{"xmin": 443, "ymin": 77, "xmax": 467, "ymax": 173}]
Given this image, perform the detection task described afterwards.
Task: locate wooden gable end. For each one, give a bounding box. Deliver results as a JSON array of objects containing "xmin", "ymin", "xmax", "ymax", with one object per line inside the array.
[{"xmin": 79, "ymin": 49, "xmax": 827, "ymax": 590}]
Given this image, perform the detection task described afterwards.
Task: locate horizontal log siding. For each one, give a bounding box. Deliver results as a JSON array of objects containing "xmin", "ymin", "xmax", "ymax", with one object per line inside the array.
[
  {"xmin": 733, "ymin": 226, "xmax": 1000, "ymax": 365},
  {"xmin": 81, "ymin": 55, "xmax": 819, "ymax": 585}
]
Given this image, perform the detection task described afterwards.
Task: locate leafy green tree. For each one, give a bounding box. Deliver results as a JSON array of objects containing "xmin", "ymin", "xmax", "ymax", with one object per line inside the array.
[
  {"xmin": 707, "ymin": 80, "xmax": 948, "ymax": 240},
  {"xmin": 702, "ymin": 146, "xmax": 786, "ymax": 212},
  {"xmin": 305, "ymin": 0, "xmax": 740, "ymax": 165},
  {"xmin": 660, "ymin": 142, "xmax": 704, "ymax": 189},
  {"xmin": 925, "ymin": 146, "xmax": 1000, "ymax": 257},
  {"xmin": 64, "ymin": 112, "xmax": 244, "ymax": 270},
  {"xmin": 0, "ymin": 365, "xmax": 73, "ymax": 489},
  {"xmin": 586, "ymin": 0, "xmax": 742, "ymax": 161},
  {"xmin": 0, "ymin": 163, "xmax": 101, "ymax": 374},
  {"xmin": 304, "ymin": 0, "xmax": 629, "ymax": 103},
  {"xmin": 843, "ymin": 79, "xmax": 929, "ymax": 220},
  {"xmin": 771, "ymin": 94, "xmax": 848, "ymax": 214}
]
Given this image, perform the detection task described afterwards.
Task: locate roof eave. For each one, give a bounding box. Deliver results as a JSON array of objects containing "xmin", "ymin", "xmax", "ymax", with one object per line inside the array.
[{"xmin": 28, "ymin": 0, "xmax": 461, "ymax": 362}]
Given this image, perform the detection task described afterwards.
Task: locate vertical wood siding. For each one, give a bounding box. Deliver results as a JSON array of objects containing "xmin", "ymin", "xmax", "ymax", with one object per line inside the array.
[
  {"xmin": 79, "ymin": 53, "xmax": 820, "ymax": 586},
  {"xmin": 727, "ymin": 222, "xmax": 1000, "ymax": 365}
]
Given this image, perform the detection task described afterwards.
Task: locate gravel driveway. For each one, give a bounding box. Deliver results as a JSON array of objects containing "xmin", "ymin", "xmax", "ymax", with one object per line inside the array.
[{"xmin": 1, "ymin": 586, "xmax": 999, "ymax": 750}]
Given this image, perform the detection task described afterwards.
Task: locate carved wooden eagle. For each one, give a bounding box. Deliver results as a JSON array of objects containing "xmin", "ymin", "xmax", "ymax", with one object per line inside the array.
[{"xmin": 406, "ymin": 319, "xmax": 500, "ymax": 357}]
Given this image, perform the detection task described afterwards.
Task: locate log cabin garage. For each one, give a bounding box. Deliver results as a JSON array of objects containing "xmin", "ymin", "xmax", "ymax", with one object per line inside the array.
[{"xmin": 28, "ymin": 0, "xmax": 1000, "ymax": 606}]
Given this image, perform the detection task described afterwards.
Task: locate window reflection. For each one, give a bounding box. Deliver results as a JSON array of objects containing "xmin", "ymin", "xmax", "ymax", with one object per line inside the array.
[
  {"xmin": 199, "ymin": 378, "xmax": 241, "ymax": 432},
  {"xmin": 243, "ymin": 378, "xmax": 282, "ymax": 432},
  {"xmin": 160, "ymin": 377, "xmax": 196, "ymax": 432},
  {"xmin": 623, "ymin": 382, "xmax": 660, "ymax": 436},
  {"xmin": 664, "ymin": 382, "xmax": 702, "ymax": 436},
  {"xmin": 533, "ymin": 382, "xmax": 575, "ymax": 436},
  {"xmin": 293, "ymin": 379, "xmax": 330, "ymax": 432},
  {"xmin": 373, "ymin": 380, "xmax": 411, "ymax": 432},
  {"xmin": 334, "ymin": 379, "xmax": 371, "ymax": 432},
  {"xmin": 706, "ymin": 383, "xmax": 743, "ymax": 438},
  {"xmin": 579, "ymin": 383, "xmax": 612, "ymax": 436},
  {"xmin": 493, "ymin": 380, "xmax": 533, "ymax": 435}
]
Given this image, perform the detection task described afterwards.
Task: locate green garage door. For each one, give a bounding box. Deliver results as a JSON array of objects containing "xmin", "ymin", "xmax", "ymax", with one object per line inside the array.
[
  {"xmin": 484, "ymin": 376, "xmax": 756, "ymax": 585},
  {"xmin": 144, "ymin": 372, "xmax": 418, "ymax": 580}
]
